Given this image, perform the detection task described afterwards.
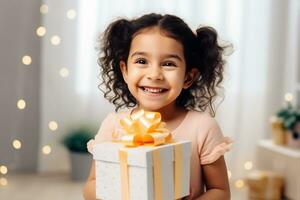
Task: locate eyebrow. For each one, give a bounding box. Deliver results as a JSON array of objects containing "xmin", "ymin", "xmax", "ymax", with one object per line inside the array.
[{"xmin": 130, "ymin": 51, "xmax": 183, "ymax": 62}]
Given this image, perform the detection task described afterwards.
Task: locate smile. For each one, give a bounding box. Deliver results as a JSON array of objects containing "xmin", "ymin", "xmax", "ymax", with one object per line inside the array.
[{"xmin": 139, "ymin": 86, "xmax": 168, "ymax": 95}]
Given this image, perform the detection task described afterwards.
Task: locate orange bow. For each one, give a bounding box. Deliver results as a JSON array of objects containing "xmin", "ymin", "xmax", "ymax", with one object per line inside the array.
[{"xmin": 119, "ymin": 109, "xmax": 172, "ymax": 147}]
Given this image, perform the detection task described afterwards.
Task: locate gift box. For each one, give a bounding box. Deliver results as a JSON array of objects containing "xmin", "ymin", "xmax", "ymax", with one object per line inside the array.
[
  {"xmin": 93, "ymin": 140, "xmax": 191, "ymax": 200},
  {"xmin": 245, "ymin": 170, "xmax": 284, "ymax": 200},
  {"xmin": 92, "ymin": 109, "xmax": 192, "ymax": 200}
]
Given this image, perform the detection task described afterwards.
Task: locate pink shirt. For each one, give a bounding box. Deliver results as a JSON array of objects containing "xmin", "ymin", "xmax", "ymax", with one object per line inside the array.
[{"xmin": 87, "ymin": 108, "xmax": 232, "ymax": 199}]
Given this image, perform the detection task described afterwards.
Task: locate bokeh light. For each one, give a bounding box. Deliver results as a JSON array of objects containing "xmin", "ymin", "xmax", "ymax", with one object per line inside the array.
[
  {"xmin": 51, "ymin": 35, "xmax": 61, "ymax": 46},
  {"xmin": 235, "ymin": 179, "xmax": 245, "ymax": 188},
  {"xmin": 0, "ymin": 178, "xmax": 8, "ymax": 186},
  {"xmin": 0, "ymin": 166, "xmax": 8, "ymax": 175},
  {"xmin": 284, "ymin": 93, "xmax": 293, "ymax": 102},
  {"xmin": 40, "ymin": 4, "xmax": 48, "ymax": 14},
  {"xmin": 17, "ymin": 99, "xmax": 26, "ymax": 110},
  {"xmin": 244, "ymin": 161, "xmax": 253, "ymax": 170},
  {"xmin": 48, "ymin": 121, "xmax": 58, "ymax": 131},
  {"xmin": 22, "ymin": 55, "xmax": 32, "ymax": 65},
  {"xmin": 59, "ymin": 68, "xmax": 69, "ymax": 77},
  {"xmin": 12, "ymin": 139, "xmax": 22, "ymax": 149},
  {"xmin": 42, "ymin": 145, "xmax": 52, "ymax": 155},
  {"xmin": 67, "ymin": 9, "xmax": 76, "ymax": 19},
  {"xmin": 36, "ymin": 26, "xmax": 46, "ymax": 37}
]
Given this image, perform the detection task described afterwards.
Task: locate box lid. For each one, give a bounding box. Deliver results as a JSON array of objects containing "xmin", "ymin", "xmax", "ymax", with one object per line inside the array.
[{"xmin": 93, "ymin": 141, "xmax": 191, "ymax": 167}]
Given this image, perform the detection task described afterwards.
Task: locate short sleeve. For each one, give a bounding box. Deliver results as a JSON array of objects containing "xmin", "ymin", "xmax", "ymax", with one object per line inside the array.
[
  {"xmin": 87, "ymin": 112, "xmax": 116, "ymax": 154},
  {"xmin": 199, "ymin": 118, "xmax": 233, "ymax": 165}
]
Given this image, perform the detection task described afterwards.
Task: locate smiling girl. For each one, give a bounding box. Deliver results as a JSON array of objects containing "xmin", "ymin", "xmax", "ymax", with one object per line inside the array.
[{"xmin": 83, "ymin": 13, "xmax": 233, "ymax": 200}]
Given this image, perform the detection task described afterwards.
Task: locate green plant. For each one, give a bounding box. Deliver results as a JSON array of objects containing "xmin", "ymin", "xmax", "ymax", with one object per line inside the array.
[
  {"xmin": 62, "ymin": 126, "xmax": 95, "ymax": 153},
  {"xmin": 276, "ymin": 104, "xmax": 300, "ymax": 130}
]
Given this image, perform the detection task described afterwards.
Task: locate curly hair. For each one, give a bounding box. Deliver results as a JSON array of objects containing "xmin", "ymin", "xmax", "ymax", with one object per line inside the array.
[{"xmin": 97, "ymin": 13, "xmax": 229, "ymax": 116}]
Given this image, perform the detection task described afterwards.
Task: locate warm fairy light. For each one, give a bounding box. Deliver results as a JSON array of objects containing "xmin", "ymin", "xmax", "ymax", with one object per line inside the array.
[
  {"xmin": 42, "ymin": 145, "xmax": 52, "ymax": 155},
  {"xmin": 244, "ymin": 161, "xmax": 253, "ymax": 170},
  {"xmin": 48, "ymin": 121, "xmax": 58, "ymax": 131},
  {"xmin": 51, "ymin": 35, "xmax": 61, "ymax": 46},
  {"xmin": 67, "ymin": 9, "xmax": 76, "ymax": 19},
  {"xmin": 36, "ymin": 26, "xmax": 46, "ymax": 37},
  {"xmin": 17, "ymin": 99, "xmax": 26, "ymax": 109},
  {"xmin": 227, "ymin": 170, "xmax": 232, "ymax": 179},
  {"xmin": 40, "ymin": 4, "xmax": 48, "ymax": 14},
  {"xmin": 235, "ymin": 179, "xmax": 245, "ymax": 188},
  {"xmin": 13, "ymin": 139, "xmax": 22, "ymax": 149},
  {"xmin": 59, "ymin": 67, "xmax": 69, "ymax": 77},
  {"xmin": 0, "ymin": 166, "xmax": 8, "ymax": 175},
  {"xmin": 22, "ymin": 55, "xmax": 32, "ymax": 65},
  {"xmin": 284, "ymin": 93, "xmax": 293, "ymax": 102},
  {"xmin": 0, "ymin": 178, "xmax": 8, "ymax": 186}
]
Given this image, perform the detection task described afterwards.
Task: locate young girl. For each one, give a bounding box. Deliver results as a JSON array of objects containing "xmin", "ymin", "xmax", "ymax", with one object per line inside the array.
[{"xmin": 83, "ymin": 13, "xmax": 232, "ymax": 200}]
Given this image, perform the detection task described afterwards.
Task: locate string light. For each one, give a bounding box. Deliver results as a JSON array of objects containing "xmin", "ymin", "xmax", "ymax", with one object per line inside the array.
[
  {"xmin": 17, "ymin": 99, "xmax": 26, "ymax": 109},
  {"xmin": 22, "ymin": 55, "xmax": 32, "ymax": 65},
  {"xmin": 0, "ymin": 166, "xmax": 8, "ymax": 175},
  {"xmin": 42, "ymin": 145, "xmax": 52, "ymax": 155},
  {"xmin": 67, "ymin": 9, "xmax": 76, "ymax": 19},
  {"xmin": 12, "ymin": 139, "xmax": 22, "ymax": 149},
  {"xmin": 244, "ymin": 161, "xmax": 253, "ymax": 170},
  {"xmin": 48, "ymin": 121, "xmax": 58, "ymax": 131},
  {"xmin": 40, "ymin": 4, "xmax": 48, "ymax": 14},
  {"xmin": 59, "ymin": 67, "xmax": 69, "ymax": 77},
  {"xmin": 36, "ymin": 26, "xmax": 46, "ymax": 37},
  {"xmin": 51, "ymin": 35, "xmax": 61, "ymax": 46}
]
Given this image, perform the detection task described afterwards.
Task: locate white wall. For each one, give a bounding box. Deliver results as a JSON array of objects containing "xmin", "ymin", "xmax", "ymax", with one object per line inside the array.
[{"xmin": 0, "ymin": 0, "xmax": 41, "ymax": 171}]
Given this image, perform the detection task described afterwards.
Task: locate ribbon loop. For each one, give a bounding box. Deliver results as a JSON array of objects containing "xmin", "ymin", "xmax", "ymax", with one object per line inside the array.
[{"xmin": 119, "ymin": 109, "xmax": 172, "ymax": 147}]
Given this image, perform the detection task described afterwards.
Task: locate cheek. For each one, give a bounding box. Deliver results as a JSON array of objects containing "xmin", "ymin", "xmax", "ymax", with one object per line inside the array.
[
  {"xmin": 168, "ymin": 71, "xmax": 185, "ymax": 85},
  {"xmin": 127, "ymin": 68, "xmax": 144, "ymax": 82}
]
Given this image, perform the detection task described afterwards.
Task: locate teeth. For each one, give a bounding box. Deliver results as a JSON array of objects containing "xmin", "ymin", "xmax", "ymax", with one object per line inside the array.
[{"xmin": 143, "ymin": 87, "xmax": 164, "ymax": 93}]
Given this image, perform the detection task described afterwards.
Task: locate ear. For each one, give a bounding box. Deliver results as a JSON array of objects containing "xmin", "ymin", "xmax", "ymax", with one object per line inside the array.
[
  {"xmin": 119, "ymin": 60, "xmax": 128, "ymax": 83},
  {"xmin": 183, "ymin": 68, "xmax": 199, "ymax": 89}
]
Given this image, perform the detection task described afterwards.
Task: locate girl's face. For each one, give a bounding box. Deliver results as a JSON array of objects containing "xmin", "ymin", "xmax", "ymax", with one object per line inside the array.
[{"xmin": 120, "ymin": 27, "xmax": 198, "ymax": 112}]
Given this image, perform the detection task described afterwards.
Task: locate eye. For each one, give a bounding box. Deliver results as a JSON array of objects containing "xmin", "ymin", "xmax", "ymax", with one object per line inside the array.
[
  {"xmin": 134, "ymin": 58, "xmax": 147, "ymax": 65},
  {"xmin": 162, "ymin": 61, "xmax": 176, "ymax": 67}
]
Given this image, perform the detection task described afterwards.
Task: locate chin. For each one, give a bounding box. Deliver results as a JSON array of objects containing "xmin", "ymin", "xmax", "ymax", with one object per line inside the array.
[{"xmin": 138, "ymin": 104, "xmax": 164, "ymax": 112}]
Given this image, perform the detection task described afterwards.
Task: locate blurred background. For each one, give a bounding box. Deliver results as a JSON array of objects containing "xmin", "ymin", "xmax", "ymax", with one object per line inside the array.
[{"xmin": 0, "ymin": 0, "xmax": 300, "ymax": 199}]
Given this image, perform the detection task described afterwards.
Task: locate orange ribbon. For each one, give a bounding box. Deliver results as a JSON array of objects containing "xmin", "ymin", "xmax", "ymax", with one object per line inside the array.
[
  {"xmin": 119, "ymin": 109, "xmax": 172, "ymax": 147},
  {"xmin": 119, "ymin": 150, "xmax": 130, "ymax": 200},
  {"xmin": 174, "ymin": 144, "xmax": 183, "ymax": 199}
]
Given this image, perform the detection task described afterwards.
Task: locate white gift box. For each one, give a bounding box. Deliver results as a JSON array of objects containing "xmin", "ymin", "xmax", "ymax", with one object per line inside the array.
[{"xmin": 93, "ymin": 141, "xmax": 191, "ymax": 200}]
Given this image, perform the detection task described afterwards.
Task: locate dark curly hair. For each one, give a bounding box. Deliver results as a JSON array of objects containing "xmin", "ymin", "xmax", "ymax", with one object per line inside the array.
[{"xmin": 97, "ymin": 13, "xmax": 230, "ymax": 116}]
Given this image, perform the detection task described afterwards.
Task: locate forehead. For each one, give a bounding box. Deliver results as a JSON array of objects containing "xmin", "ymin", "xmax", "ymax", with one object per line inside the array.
[{"xmin": 129, "ymin": 27, "xmax": 184, "ymax": 57}]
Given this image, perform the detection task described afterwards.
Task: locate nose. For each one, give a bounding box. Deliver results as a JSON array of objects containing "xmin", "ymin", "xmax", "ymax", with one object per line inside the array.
[{"xmin": 146, "ymin": 65, "xmax": 163, "ymax": 80}]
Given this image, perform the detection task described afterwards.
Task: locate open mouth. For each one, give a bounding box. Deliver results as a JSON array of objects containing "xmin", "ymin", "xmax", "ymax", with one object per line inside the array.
[{"xmin": 139, "ymin": 86, "xmax": 168, "ymax": 94}]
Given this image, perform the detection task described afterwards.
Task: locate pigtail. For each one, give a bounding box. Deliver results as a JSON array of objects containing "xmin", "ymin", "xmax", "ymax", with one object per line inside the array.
[
  {"xmin": 101, "ymin": 19, "xmax": 132, "ymax": 62},
  {"xmin": 98, "ymin": 18, "xmax": 136, "ymax": 111},
  {"xmin": 194, "ymin": 27, "xmax": 225, "ymax": 116}
]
